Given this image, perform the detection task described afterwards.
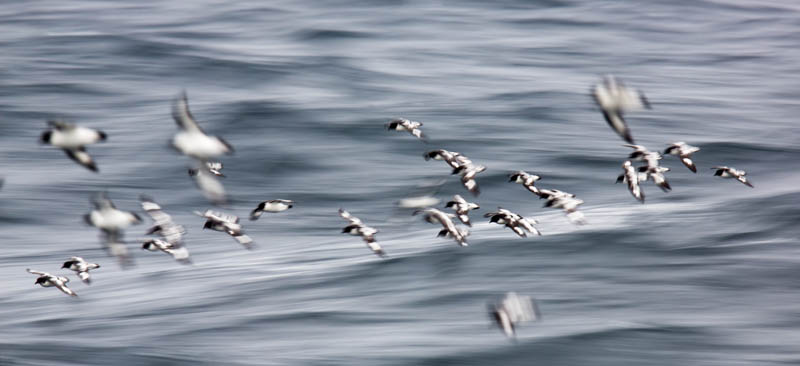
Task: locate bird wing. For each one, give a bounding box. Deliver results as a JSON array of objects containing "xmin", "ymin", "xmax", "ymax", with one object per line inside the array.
[
  {"xmin": 172, "ymin": 91, "xmax": 204, "ymax": 133},
  {"xmin": 27, "ymin": 269, "xmax": 48, "ymax": 276},
  {"xmin": 206, "ymin": 161, "xmax": 223, "ymax": 171},
  {"xmin": 47, "ymin": 120, "xmax": 75, "ymax": 131},
  {"xmin": 680, "ymin": 157, "xmax": 697, "ymax": 173},
  {"xmin": 338, "ymin": 208, "xmax": 363, "ymax": 226},
  {"xmin": 64, "ymin": 148, "xmax": 98, "ymax": 172},
  {"xmin": 54, "ymin": 281, "xmax": 78, "ymax": 297}
]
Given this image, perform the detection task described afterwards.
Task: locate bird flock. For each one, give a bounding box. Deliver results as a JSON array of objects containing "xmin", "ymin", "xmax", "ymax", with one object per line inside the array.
[{"xmin": 25, "ymin": 75, "xmax": 753, "ymax": 339}]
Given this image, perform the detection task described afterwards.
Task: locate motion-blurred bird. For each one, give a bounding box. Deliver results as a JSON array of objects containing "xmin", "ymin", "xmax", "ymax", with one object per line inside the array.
[
  {"xmin": 27, "ymin": 269, "xmax": 77, "ymax": 297},
  {"xmin": 488, "ymin": 292, "xmax": 540, "ymax": 338},
  {"xmin": 616, "ymin": 160, "xmax": 645, "ymax": 203},
  {"xmin": 444, "ymin": 194, "xmax": 480, "ymax": 227},
  {"xmin": 188, "ymin": 163, "xmax": 227, "ymax": 205},
  {"xmin": 195, "ymin": 210, "xmax": 253, "ymax": 249},
  {"xmin": 664, "ymin": 142, "xmax": 700, "ymax": 173},
  {"xmin": 712, "ymin": 166, "xmax": 753, "ymax": 188},
  {"xmin": 61, "ymin": 257, "xmax": 100, "ymax": 284},
  {"xmin": 414, "ymin": 208, "xmax": 469, "ymax": 246},
  {"xmin": 339, "ymin": 209, "xmax": 386, "ymax": 257},
  {"xmin": 592, "ymin": 75, "xmax": 651, "ymax": 144},
  {"xmin": 171, "ymin": 91, "xmax": 233, "ymax": 160},
  {"xmin": 386, "ymin": 118, "xmax": 426, "ymax": 141},
  {"xmin": 484, "ymin": 208, "xmax": 540, "ymax": 237},
  {"xmin": 509, "ymin": 171, "xmax": 541, "ymax": 194},
  {"xmin": 84, "ymin": 193, "xmax": 142, "ymax": 242},
  {"xmin": 140, "ymin": 195, "xmax": 186, "ymax": 245},
  {"xmin": 188, "ymin": 161, "xmax": 225, "ymax": 177},
  {"xmin": 142, "ymin": 238, "xmax": 191, "ymax": 263},
  {"xmin": 39, "ymin": 120, "xmax": 106, "ymax": 172},
  {"xmin": 251, "ymin": 199, "xmax": 294, "ymax": 221}
]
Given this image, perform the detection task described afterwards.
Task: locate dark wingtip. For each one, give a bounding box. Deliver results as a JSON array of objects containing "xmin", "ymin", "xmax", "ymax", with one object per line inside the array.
[
  {"xmin": 641, "ymin": 94, "xmax": 652, "ymax": 109},
  {"xmin": 98, "ymin": 131, "xmax": 108, "ymax": 141},
  {"xmin": 40, "ymin": 130, "xmax": 52, "ymax": 144},
  {"xmin": 219, "ymin": 138, "xmax": 235, "ymax": 155},
  {"xmin": 623, "ymin": 132, "xmax": 635, "ymax": 144},
  {"xmin": 86, "ymin": 162, "xmax": 98, "ymax": 172}
]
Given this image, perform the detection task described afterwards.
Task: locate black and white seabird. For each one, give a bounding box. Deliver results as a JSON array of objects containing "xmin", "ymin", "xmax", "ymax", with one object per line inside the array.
[
  {"xmin": 623, "ymin": 144, "xmax": 663, "ymax": 166},
  {"xmin": 140, "ymin": 195, "xmax": 186, "ymax": 246},
  {"xmin": 712, "ymin": 166, "xmax": 753, "ymax": 188},
  {"xmin": 534, "ymin": 188, "xmax": 576, "ymax": 204},
  {"xmin": 423, "ymin": 149, "xmax": 461, "ymax": 170},
  {"xmin": 188, "ymin": 162, "xmax": 227, "ymax": 205},
  {"xmin": 39, "ymin": 120, "xmax": 107, "ymax": 172},
  {"xmin": 624, "ymin": 144, "xmax": 671, "ymax": 192},
  {"xmin": 61, "ymin": 257, "xmax": 100, "ymax": 284},
  {"xmin": 386, "ymin": 118, "xmax": 426, "ymax": 141},
  {"xmin": 339, "ymin": 209, "xmax": 386, "ymax": 257},
  {"xmin": 616, "ymin": 160, "xmax": 645, "ymax": 203},
  {"xmin": 484, "ymin": 208, "xmax": 541, "ymax": 237},
  {"xmin": 424, "ymin": 149, "xmax": 485, "ymax": 196},
  {"xmin": 548, "ymin": 196, "xmax": 587, "ymax": 225},
  {"xmin": 84, "ymin": 193, "xmax": 142, "ymax": 242},
  {"xmin": 458, "ymin": 164, "xmax": 486, "ymax": 196},
  {"xmin": 534, "ymin": 187, "xmax": 585, "ymax": 224},
  {"xmin": 171, "ymin": 91, "xmax": 233, "ymax": 160},
  {"xmin": 194, "ymin": 210, "xmax": 254, "ymax": 249},
  {"xmin": 142, "ymin": 238, "xmax": 191, "ymax": 263},
  {"xmin": 189, "ymin": 161, "xmax": 225, "ymax": 177},
  {"xmin": 250, "ymin": 199, "xmax": 294, "ymax": 221},
  {"xmin": 592, "ymin": 75, "xmax": 651, "ymax": 144},
  {"xmin": 509, "ymin": 171, "xmax": 541, "ymax": 194},
  {"xmin": 27, "ymin": 269, "xmax": 77, "ymax": 297},
  {"xmin": 488, "ymin": 292, "xmax": 540, "ymax": 338},
  {"xmin": 664, "ymin": 142, "xmax": 700, "ymax": 173},
  {"xmin": 414, "ymin": 207, "xmax": 469, "ymax": 246},
  {"xmin": 647, "ymin": 166, "xmax": 672, "ymax": 192},
  {"xmin": 445, "ymin": 194, "xmax": 480, "ymax": 227}
]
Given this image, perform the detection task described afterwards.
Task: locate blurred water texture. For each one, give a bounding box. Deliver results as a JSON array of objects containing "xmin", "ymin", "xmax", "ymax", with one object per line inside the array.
[{"xmin": 1, "ymin": 0, "xmax": 800, "ymax": 365}]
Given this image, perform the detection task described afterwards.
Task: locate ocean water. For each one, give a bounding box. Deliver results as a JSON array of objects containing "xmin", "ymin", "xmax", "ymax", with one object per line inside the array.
[{"xmin": 1, "ymin": 1, "xmax": 800, "ymax": 365}]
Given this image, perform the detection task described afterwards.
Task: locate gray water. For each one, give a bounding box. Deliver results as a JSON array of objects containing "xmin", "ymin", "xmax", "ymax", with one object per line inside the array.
[{"xmin": 2, "ymin": 1, "xmax": 800, "ymax": 365}]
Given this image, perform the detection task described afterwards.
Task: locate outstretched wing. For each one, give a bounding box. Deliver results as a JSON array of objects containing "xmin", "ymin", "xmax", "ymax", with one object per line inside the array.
[
  {"xmin": 338, "ymin": 208, "xmax": 363, "ymax": 226},
  {"xmin": 172, "ymin": 91, "xmax": 204, "ymax": 133}
]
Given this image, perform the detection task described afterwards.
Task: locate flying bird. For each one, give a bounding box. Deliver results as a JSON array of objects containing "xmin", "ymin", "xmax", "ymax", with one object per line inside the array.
[
  {"xmin": 458, "ymin": 164, "xmax": 486, "ymax": 196},
  {"xmin": 592, "ymin": 75, "xmax": 651, "ymax": 144},
  {"xmin": 61, "ymin": 257, "xmax": 100, "ymax": 284},
  {"xmin": 194, "ymin": 210, "xmax": 254, "ymax": 249},
  {"xmin": 386, "ymin": 118, "xmax": 426, "ymax": 141},
  {"xmin": 171, "ymin": 91, "xmax": 233, "ymax": 160},
  {"xmin": 188, "ymin": 162, "xmax": 227, "ymax": 205},
  {"xmin": 140, "ymin": 195, "xmax": 186, "ymax": 245},
  {"xmin": 142, "ymin": 238, "xmax": 191, "ymax": 263},
  {"xmin": 39, "ymin": 120, "xmax": 107, "ymax": 172},
  {"xmin": 27, "ymin": 269, "xmax": 77, "ymax": 297},
  {"xmin": 84, "ymin": 192, "xmax": 142, "ymax": 242},
  {"xmin": 414, "ymin": 208, "xmax": 469, "ymax": 246},
  {"xmin": 338, "ymin": 209, "xmax": 386, "ymax": 257},
  {"xmin": 189, "ymin": 161, "xmax": 225, "ymax": 177},
  {"xmin": 664, "ymin": 142, "xmax": 700, "ymax": 173},
  {"xmin": 509, "ymin": 171, "xmax": 541, "ymax": 194},
  {"xmin": 616, "ymin": 160, "xmax": 645, "ymax": 203},
  {"xmin": 444, "ymin": 194, "xmax": 480, "ymax": 227},
  {"xmin": 712, "ymin": 166, "xmax": 753, "ymax": 188},
  {"xmin": 488, "ymin": 292, "xmax": 540, "ymax": 338},
  {"xmin": 484, "ymin": 208, "xmax": 541, "ymax": 237},
  {"xmin": 250, "ymin": 199, "xmax": 294, "ymax": 221}
]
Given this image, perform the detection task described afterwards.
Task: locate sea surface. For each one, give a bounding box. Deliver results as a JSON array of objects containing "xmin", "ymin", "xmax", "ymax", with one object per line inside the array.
[{"xmin": 1, "ymin": 1, "xmax": 799, "ymax": 365}]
